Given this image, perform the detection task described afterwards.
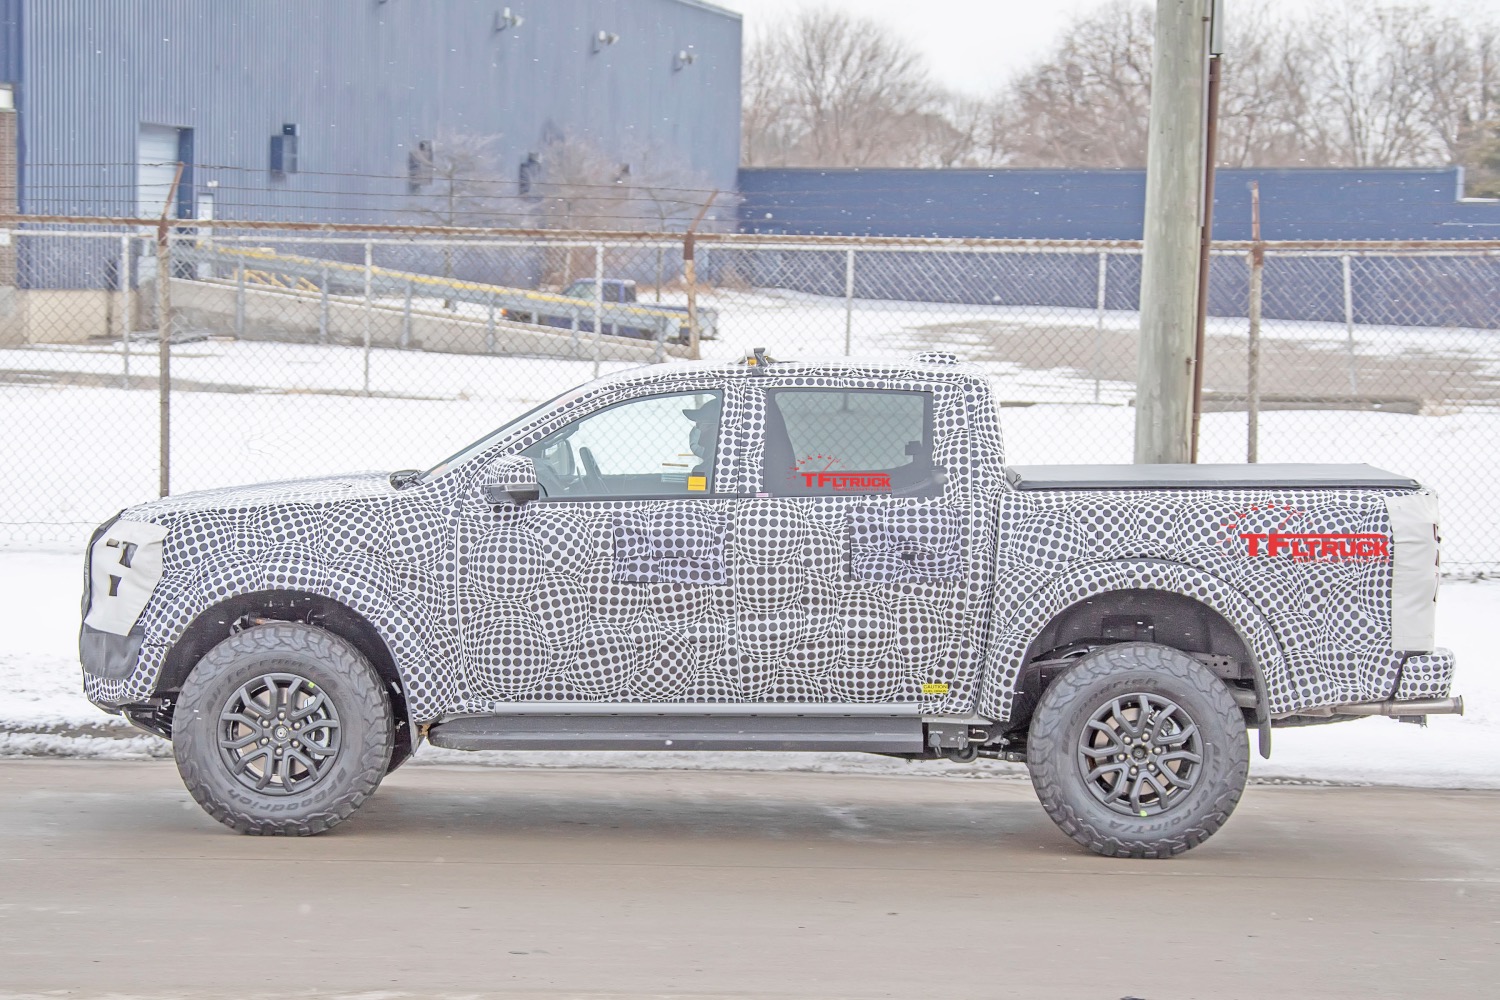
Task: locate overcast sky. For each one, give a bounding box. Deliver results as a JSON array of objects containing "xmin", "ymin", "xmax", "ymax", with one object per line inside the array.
[{"xmin": 717, "ymin": 0, "xmax": 1497, "ymax": 96}]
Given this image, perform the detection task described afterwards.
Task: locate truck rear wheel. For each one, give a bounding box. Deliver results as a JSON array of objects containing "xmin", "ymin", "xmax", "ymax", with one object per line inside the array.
[
  {"xmin": 1026, "ymin": 642, "xmax": 1249, "ymax": 858},
  {"xmin": 172, "ymin": 623, "xmax": 393, "ymax": 836}
]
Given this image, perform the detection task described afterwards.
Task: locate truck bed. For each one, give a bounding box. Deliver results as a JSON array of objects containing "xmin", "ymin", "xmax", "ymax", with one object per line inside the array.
[{"xmin": 1004, "ymin": 463, "xmax": 1419, "ymax": 491}]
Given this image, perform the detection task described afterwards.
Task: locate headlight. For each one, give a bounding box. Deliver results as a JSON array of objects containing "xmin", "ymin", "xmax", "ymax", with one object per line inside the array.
[{"xmin": 84, "ymin": 520, "xmax": 168, "ymax": 635}]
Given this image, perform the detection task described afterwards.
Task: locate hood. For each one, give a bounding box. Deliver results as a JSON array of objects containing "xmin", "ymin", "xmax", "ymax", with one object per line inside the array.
[{"xmin": 118, "ymin": 472, "xmax": 396, "ymax": 524}]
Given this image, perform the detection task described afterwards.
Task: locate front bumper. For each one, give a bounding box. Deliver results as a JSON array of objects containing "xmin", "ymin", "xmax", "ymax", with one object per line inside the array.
[{"xmin": 80, "ymin": 625, "xmax": 145, "ymax": 682}]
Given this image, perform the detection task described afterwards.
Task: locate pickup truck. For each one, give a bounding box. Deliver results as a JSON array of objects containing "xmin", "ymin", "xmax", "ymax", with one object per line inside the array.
[
  {"xmin": 508, "ymin": 278, "xmax": 718, "ymax": 343},
  {"xmin": 79, "ymin": 352, "xmax": 1458, "ymax": 857}
]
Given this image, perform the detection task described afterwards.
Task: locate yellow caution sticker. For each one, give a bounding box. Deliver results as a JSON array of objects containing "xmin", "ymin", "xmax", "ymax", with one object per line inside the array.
[
  {"xmin": 921, "ymin": 682, "xmax": 950, "ymax": 695},
  {"xmin": 687, "ymin": 476, "xmax": 707, "ymax": 492}
]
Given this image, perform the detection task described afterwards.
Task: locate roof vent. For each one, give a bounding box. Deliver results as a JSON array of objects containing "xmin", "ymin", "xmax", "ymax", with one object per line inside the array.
[{"xmin": 914, "ymin": 351, "xmax": 960, "ymax": 365}]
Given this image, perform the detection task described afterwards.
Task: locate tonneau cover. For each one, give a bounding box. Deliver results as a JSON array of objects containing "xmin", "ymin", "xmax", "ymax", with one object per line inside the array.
[{"xmin": 1004, "ymin": 463, "xmax": 1419, "ymax": 491}]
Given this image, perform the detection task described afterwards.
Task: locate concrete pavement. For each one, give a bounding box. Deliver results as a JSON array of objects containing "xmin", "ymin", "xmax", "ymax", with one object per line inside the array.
[{"xmin": 1, "ymin": 759, "xmax": 1497, "ymax": 999}]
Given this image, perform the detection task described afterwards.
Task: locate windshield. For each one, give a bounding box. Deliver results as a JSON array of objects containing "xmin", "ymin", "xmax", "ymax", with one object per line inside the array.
[{"xmin": 420, "ymin": 382, "xmax": 596, "ymax": 483}]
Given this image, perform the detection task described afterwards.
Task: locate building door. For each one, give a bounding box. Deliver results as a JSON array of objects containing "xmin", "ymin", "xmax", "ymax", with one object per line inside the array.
[{"xmin": 136, "ymin": 124, "xmax": 190, "ymax": 280}]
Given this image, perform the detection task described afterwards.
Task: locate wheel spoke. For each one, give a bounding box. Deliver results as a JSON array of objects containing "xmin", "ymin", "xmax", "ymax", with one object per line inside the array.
[
  {"xmin": 273, "ymin": 750, "xmax": 295, "ymax": 790},
  {"xmin": 221, "ymin": 711, "xmax": 264, "ymax": 731},
  {"xmin": 289, "ymin": 689, "xmax": 330, "ymax": 723},
  {"xmin": 218, "ymin": 730, "xmax": 261, "ymax": 751},
  {"xmin": 1156, "ymin": 721, "xmax": 1198, "ymax": 748},
  {"xmin": 286, "ymin": 748, "xmax": 321, "ymax": 784},
  {"xmin": 1096, "ymin": 767, "xmax": 1130, "ymax": 805},
  {"xmin": 1156, "ymin": 763, "xmax": 1197, "ymax": 795},
  {"xmin": 1082, "ymin": 719, "xmax": 1126, "ymax": 755},
  {"xmin": 234, "ymin": 686, "xmax": 272, "ymax": 722},
  {"xmin": 1159, "ymin": 748, "xmax": 1203, "ymax": 767},
  {"xmin": 1085, "ymin": 760, "xmax": 1127, "ymax": 785}
]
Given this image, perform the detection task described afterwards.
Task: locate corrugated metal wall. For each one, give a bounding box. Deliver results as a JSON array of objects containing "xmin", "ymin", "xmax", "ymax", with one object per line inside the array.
[
  {"xmin": 738, "ymin": 167, "xmax": 1500, "ymax": 241},
  {"xmin": 15, "ymin": 0, "xmax": 741, "ymax": 221},
  {"xmin": 732, "ymin": 167, "xmax": 1500, "ymax": 329},
  {"xmin": 0, "ymin": 0, "xmax": 20, "ymax": 84}
]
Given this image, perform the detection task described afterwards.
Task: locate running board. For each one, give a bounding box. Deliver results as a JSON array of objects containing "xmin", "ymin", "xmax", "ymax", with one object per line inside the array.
[{"xmin": 426, "ymin": 713, "xmax": 926, "ymax": 753}]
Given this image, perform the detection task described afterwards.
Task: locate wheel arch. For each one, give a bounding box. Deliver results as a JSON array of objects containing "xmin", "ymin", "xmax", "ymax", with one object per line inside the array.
[
  {"xmin": 157, "ymin": 590, "xmax": 417, "ymax": 771},
  {"xmin": 979, "ymin": 560, "xmax": 1282, "ymax": 755}
]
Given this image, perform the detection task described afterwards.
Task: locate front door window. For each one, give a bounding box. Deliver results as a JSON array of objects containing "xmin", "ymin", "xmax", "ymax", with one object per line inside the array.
[{"xmin": 522, "ymin": 391, "xmax": 723, "ymax": 500}]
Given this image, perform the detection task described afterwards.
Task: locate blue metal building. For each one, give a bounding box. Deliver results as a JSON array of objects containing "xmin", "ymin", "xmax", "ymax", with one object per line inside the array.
[
  {"xmin": 737, "ymin": 167, "xmax": 1500, "ymax": 241},
  {"xmin": 732, "ymin": 167, "xmax": 1500, "ymax": 328},
  {"xmin": 0, "ymin": 0, "xmax": 742, "ymax": 223}
]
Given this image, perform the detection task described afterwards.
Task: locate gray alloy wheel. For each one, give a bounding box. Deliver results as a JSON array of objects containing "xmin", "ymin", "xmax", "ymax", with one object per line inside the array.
[
  {"xmin": 173, "ymin": 623, "xmax": 393, "ymax": 836},
  {"xmin": 1026, "ymin": 642, "xmax": 1250, "ymax": 859}
]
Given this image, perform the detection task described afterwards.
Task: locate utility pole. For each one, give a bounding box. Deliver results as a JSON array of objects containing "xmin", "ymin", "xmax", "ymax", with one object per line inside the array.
[{"xmin": 1134, "ymin": 0, "xmax": 1212, "ymax": 463}]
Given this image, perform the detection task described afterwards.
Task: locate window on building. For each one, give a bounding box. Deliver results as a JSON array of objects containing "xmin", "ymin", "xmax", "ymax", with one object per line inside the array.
[
  {"xmin": 521, "ymin": 391, "xmax": 722, "ymax": 500},
  {"xmin": 763, "ymin": 389, "xmax": 936, "ymax": 497}
]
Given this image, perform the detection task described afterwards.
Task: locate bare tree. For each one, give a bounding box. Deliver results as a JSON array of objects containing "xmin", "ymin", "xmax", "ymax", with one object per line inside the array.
[
  {"xmin": 1462, "ymin": 119, "xmax": 1500, "ymax": 195},
  {"xmin": 985, "ymin": 0, "xmax": 1155, "ymax": 168},
  {"xmin": 742, "ymin": 8, "xmax": 951, "ymax": 168},
  {"xmin": 1299, "ymin": 3, "xmax": 1446, "ymax": 166},
  {"xmin": 405, "ymin": 130, "xmax": 515, "ymax": 305},
  {"xmin": 405, "ymin": 130, "xmax": 513, "ymax": 228}
]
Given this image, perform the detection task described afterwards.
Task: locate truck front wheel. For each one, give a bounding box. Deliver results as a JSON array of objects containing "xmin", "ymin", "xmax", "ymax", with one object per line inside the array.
[
  {"xmin": 172, "ymin": 623, "xmax": 394, "ymax": 835},
  {"xmin": 1026, "ymin": 642, "xmax": 1249, "ymax": 858}
]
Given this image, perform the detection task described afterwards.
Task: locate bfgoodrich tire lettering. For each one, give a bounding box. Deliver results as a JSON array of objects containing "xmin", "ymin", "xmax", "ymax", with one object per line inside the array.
[
  {"xmin": 173, "ymin": 623, "xmax": 393, "ymax": 835},
  {"xmin": 1026, "ymin": 642, "xmax": 1250, "ymax": 859}
]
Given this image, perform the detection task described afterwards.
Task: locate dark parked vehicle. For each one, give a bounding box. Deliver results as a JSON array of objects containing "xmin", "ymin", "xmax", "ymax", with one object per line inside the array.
[
  {"xmin": 81, "ymin": 352, "xmax": 1458, "ymax": 855},
  {"xmin": 508, "ymin": 278, "xmax": 718, "ymax": 342}
]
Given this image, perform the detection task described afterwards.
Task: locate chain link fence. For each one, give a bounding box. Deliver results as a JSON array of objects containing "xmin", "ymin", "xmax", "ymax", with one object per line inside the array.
[{"xmin": 2, "ymin": 219, "xmax": 1496, "ymax": 573}]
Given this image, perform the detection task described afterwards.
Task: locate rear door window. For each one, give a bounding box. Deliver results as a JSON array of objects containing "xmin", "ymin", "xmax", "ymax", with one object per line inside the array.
[{"xmin": 762, "ymin": 388, "xmax": 936, "ymax": 497}]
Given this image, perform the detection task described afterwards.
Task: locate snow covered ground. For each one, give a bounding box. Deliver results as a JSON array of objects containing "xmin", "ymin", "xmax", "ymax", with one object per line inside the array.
[{"xmin": 2, "ymin": 540, "xmax": 1493, "ymax": 788}]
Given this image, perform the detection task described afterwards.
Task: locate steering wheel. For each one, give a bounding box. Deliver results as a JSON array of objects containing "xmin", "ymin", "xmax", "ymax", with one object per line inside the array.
[{"xmin": 577, "ymin": 446, "xmax": 606, "ymax": 495}]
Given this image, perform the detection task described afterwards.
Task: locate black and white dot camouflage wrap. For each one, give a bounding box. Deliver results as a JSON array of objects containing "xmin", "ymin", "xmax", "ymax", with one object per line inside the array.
[{"xmin": 83, "ymin": 358, "xmax": 1453, "ymax": 727}]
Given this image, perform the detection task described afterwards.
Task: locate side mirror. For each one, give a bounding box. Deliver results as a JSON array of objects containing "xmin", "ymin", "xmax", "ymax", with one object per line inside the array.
[{"xmin": 480, "ymin": 457, "xmax": 542, "ymax": 507}]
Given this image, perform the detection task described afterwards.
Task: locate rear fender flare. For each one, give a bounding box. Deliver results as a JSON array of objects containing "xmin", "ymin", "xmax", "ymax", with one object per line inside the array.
[{"xmin": 978, "ymin": 559, "xmax": 1281, "ymax": 748}]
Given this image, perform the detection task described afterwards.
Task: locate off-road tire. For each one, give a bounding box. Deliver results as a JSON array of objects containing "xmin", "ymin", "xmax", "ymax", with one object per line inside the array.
[
  {"xmin": 1027, "ymin": 642, "xmax": 1249, "ymax": 859},
  {"xmin": 173, "ymin": 623, "xmax": 393, "ymax": 835}
]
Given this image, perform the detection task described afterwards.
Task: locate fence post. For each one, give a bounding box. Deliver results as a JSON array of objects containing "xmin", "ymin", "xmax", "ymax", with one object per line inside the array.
[
  {"xmin": 684, "ymin": 234, "xmax": 701, "ymax": 361},
  {"xmin": 1246, "ymin": 247, "xmax": 1263, "ymax": 463},
  {"xmin": 843, "ymin": 248, "xmax": 856, "ymax": 356},
  {"xmin": 234, "ymin": 259, "xmax": 245, "ymax": 339},
  {"xmin": 1341, "ymin": 253, "xmax": 1358, "ymax": 396},
  {"xmin": 362, "ymin": 240, "xmax": 373, "ymax": 396},
  {"xmin": 156, "ymin": 235, "xmax": 172, "ymax": 497},
  {"xmin": 401, "ymin": 278, "xmax": 413, "ymax": 350},
  {"xmin": 119, "ymin": 234, "xmax": 131, "ymax": 389},
  {"xmin": 592, "ymin": 243, "xmax": 604, "ymax": 379},
  {"xmin": 1093, "ymin": 251, "xmax": 1108, "ymax": 403},
  {"xmin": 486, "ymin": 291, "xmax": 496, "ymax": 354},
  {"xmin": 318, "ymin": 265, "xmax": 329, "ymax": 345}
]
